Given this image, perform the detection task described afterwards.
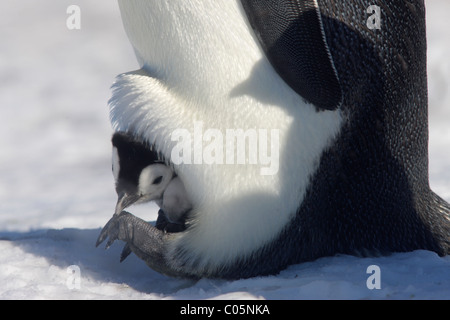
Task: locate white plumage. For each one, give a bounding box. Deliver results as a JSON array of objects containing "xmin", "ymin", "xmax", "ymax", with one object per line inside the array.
[
  {"xmin": 157, "ymin": 176, "xmax": 192, "ymax": 223},
  {"xmin": 111, "ymin": 0, "xmax": 343, "ymax": 273}
]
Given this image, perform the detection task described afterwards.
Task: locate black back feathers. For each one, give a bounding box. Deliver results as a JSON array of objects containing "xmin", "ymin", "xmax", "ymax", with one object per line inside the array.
[
  {"xmin": 241, "ymin": 0, "xmax": 342, "ymax": 110},
  {"xmin": 112, "ymin": 132, "xmax": 163, "ymax": 188}
]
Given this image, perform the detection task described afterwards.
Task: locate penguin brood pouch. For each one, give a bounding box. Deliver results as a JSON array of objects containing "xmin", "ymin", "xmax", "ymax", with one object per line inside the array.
[{"xmin": 96, "ymin": 0, "xmax": 450, "ymax": 279}]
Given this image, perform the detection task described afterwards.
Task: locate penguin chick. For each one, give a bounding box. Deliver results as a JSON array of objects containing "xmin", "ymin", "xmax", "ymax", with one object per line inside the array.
[
  {"xmin": 157, "ymin": 176, "xmax": 192, "ymax": 224},
  {"xmin": 112, "ymin": 132, "xmax": 174, "ymax": 215},
  {"xmin": 114, "ymin": 162, "xmax": 174, "ymax": 215},
  {"xmin": 111, "ymin": 132, "xmax": 191, "ymax": 227}
]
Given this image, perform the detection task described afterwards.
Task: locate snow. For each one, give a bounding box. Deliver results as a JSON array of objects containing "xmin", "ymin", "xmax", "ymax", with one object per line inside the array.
[{"xmin": 0, "ymin": 0, "xmax": 449, "ymax": 300}]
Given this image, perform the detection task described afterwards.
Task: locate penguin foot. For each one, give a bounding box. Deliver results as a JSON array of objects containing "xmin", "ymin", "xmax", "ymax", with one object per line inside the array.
[
  {"xmin": 120, "ymin": 243, "xmax": 132, "ymax": 262},
  {"xmin": 100, "ymin": 210, "xmax": 186, "ymax": 263},
  {"xmin": 95, "ymin": 211, "xmax": 190, "ymax": 277},
  {"xmin": 96, "ymin": 211, "xmax": 164, "ymax": 251},
  {"xmin": 96, "ymin": 212, "xmax": 127, "ymax": 250}
]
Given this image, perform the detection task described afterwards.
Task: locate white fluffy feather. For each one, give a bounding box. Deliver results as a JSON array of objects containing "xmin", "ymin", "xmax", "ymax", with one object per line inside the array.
[
  {"xmin": 161, "ymin": 176, "xmax": 192, "ymax": 223},
  {"xmin": 112, "ymin": 0, "xmax": 343, "ymax": 272}
]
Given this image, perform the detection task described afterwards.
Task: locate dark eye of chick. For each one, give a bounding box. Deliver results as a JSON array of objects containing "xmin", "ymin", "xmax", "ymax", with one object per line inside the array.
[{"xmin": 153, "ymin": 176, "xmax": 163, "ymax": 185}]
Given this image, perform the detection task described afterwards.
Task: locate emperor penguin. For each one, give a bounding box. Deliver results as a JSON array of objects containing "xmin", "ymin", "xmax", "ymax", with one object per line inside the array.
[{"xmin": 97, "ymin": 0, "xmax": 450, "ymax": 279}]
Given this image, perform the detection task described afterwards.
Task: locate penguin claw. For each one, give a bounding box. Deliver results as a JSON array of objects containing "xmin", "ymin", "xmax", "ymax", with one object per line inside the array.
[
  {"xmin": 96, "ymin": 210, "xmax": 192, "ymax": 278},
  {"xmin": 95, "ymin": 212, "xmax": 128, "ymax": 249},
  {"xmin": 120, "ymin": 243, "xmax": 132, "ymax": 262},
  {"xmin": 96, "ymin": 216, "xmax": 115, "ymax": 248},
  {"xmin": 105, "ymin": 237, "xmax": 115, "ymax": 250},
  {"xmin": 96, "ymin": 211, "xmax": 159, "ymax": 262}
]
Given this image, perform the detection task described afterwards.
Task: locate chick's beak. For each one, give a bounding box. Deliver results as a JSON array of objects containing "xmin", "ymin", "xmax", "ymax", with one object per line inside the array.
[{"xmin": 115, "ymin": 192, "xmax": 140, "ymax": 215}]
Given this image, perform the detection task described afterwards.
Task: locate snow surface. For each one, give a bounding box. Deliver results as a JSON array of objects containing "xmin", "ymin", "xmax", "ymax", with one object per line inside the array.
[{"xmin": 0, "ymin": 0, "xmax": 449, "ymax": 300}]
